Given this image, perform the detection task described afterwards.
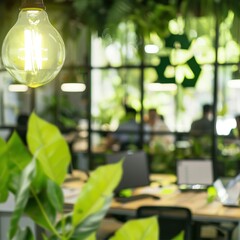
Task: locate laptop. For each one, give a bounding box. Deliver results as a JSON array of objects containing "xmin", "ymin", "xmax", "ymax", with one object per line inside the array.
[{"xmin": 176, "ymin": 159, "xmax": 214, "ymax": 191}]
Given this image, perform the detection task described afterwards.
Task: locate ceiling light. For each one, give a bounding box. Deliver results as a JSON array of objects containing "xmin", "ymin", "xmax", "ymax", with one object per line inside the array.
[
  {"xmin": 61, "ymin": 83, "xmax": 86, "ymax": 92},
  {"xmin": 8, "ymin": 84, "xmax": 29, "ymax": 92}
]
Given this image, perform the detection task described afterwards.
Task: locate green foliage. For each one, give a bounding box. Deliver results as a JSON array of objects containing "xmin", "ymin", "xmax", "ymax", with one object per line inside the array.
[
  {"xmin": 27, "ymin": 112, "xmax": 71, "ymax": 185},
  {"xmin": 110, "ymin": 217, "xmax": 158, "ymax": 240},
  {"xmin": 0, "ymin": 112, "xmax": 121, "ymax": 239},
  {"xmin": 72, "ymin": 162, "xmax": 122, "ymax": 226},
  {"xmin": 171, "ymin": 231, "xmax": 184, "ymax": 240},
  {"xmin": 0, "ymin": 138, "xmax": 9, "ymax": 202},
  {"xmin": 0, "ymin": 112, "xmax": 162, "ymax": 240},
  {"xmin": 0, "ymin": 112, "xmax": 186, "ymax": 239},
  {"xmin": 73, "ymin": 0, "xmax": 176, "ymax": 39}
]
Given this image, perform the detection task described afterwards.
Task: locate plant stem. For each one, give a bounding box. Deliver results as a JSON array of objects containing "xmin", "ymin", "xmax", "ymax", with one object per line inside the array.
[{"xmin": 30, "ymin": 187, "xmax": 63, "ymax": 239}]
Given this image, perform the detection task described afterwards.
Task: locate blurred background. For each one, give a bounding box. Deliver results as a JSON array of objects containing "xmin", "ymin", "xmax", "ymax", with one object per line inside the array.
[{"xmin": 1, "ymin": 0, "xmax": 240, "ymax": 177}]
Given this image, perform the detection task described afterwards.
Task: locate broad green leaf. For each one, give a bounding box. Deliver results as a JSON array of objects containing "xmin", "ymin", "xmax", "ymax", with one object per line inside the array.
[
  {"xmin": 43, "ymin": 235, "xmax": 49, "ymax": 240},
  {"xmin": 172, "ymin": 231, "xmax": 184, "ymax": 240},
  {"xmin": 30, "ymin": 160, "xmax": 47, "ymax": 194},
  {"xmin": 47, "ymin": 179, "xmax": 64, "ymax": 212},
  {"xmin": 0, "ymin": 137, "xmax": 6, "ymax": 153},
  {"xmin": 9, "ymin": 158, "xmax": 36, "ymax": 239},
  {"xmin": 84, "ymin": 233, "xmax": 96, "ymax": 240},
  {"xmin": 6, "ymin": 132, "xmax": 32, "ymax": 194},
  {"xmin": 69, "ymin": 196, "xmax": 112, "ymax": 240},
  {"xmin": 110, "ymin": 217, "xmax": 158, "ymax": 240},
  {"xmin": 0, "ymin": 139, "xmax": 9, "ymax": 202},
  {"xmin": 73, "ymin": 162, "xmax": 122, "ymax": 226},
  {"xmin": 7, "ymin": 131, "xmax": 32, "ymax": 173},
  {"xmin": 25, "ymin": 188, "xmax": 57, "ymax": 231},
  {"xmin": 12, "ymin": 227, "xmax": 35, "ymax": 240},
  {"xmin": 27, "ymin": 112, "xmax": 71, "ymax": 185}
]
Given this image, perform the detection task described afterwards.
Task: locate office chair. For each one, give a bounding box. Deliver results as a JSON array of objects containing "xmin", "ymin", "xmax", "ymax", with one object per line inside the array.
[{"xmin": 136, "ymin": 206, "xmax": 192, "ymax": 240}]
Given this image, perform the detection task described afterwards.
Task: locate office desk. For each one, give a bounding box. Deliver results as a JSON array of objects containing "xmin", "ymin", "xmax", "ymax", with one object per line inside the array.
[
  {"xmin": 110, "ymin": 187, "xmax": 240, "ymax": 239},
  {"xmin": 63, "ymin": 173, "xmax": 240, "ymax": 238},
  {"xmin": 111, "ymin": 189, "xmax": 240, "ymax": 221}
]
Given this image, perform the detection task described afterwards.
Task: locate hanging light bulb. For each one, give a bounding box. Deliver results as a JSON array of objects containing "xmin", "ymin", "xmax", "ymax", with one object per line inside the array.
[{"xmin": 1, "ymin": 0, "xmax": 65, "ymax": 88}]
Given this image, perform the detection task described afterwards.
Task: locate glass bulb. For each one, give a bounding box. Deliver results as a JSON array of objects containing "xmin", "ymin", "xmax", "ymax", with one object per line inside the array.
[{"xmin": 2, "ymin": 8, "xmax": 65, "ymax": 88}]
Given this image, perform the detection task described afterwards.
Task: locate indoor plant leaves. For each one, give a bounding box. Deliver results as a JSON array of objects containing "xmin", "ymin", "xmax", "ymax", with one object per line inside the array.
[
  {"xmin": 73, "ymin": 161, "xmax": 123, "ymax": 226},
  {"xmin": 8, "ymin": 157, "xmax": 36, "ymax": 239},
  {"xmin": 0, "ymin": 138, "xmax": 9, "ymax": 202},
  {"xmin": 27, "ymin": 112, "xmax": 71, "ymax": 185},
  {"xmin": 109, "ymin": 216, "xmax": 158, "ymax": 240}
]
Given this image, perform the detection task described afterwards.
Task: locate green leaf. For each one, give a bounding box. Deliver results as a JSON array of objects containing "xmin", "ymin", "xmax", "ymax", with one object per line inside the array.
[
  {"xmin": 7, "ymin": 131, "xmax": 32, "ymax": 173},
  {"xmin": 47, "ymin": 179, "xmax": 64, "ymax": 212},
  {"xmin": 84, "ymin": 233, "xmax": 96, "ymax": 240},
  {"xmin": 27, "ymin": 112, "xmax": 71, "ymax": 185},
  {"xmin": 43, "ymin": 235, "xmax": 49, "ymax": 240},
  {"xmin": 70, "ymin": 196, "xmax": 112, "ymax": 239},
  {"xmin": 25, "ymin": 188, "xmax": 57, "ymax": 232},
  {"xmin": 110, "ymin": 216, "xmax": 158, "ymax": 240},
  {"xmin": 6, "ymin": 132, "xmax": 32, "ymax": 194},
  {"xmin": 172, "ymin": 231, "xmax": 184, "ymax": 240},
  {"xmin": 0, "ymin": 139, "xmax": 9, "ymax": 202},
  {"xmin": 30, "ymin": 160, "xmax": 47, "ymax": 194},
  {"xmin": 0, "ymin": 137, "xmax": 6, "ymax": 153},
  {"xmin": 12, "ymin": 227, "xmax": 35, "ymax": 240},
  {"xmin": 9, "ymin": 158, "xmax": 36, "ymax": 239},
  {"xmin": 73, "ymin": 161, "xmax": 122, "ymax": 226}
]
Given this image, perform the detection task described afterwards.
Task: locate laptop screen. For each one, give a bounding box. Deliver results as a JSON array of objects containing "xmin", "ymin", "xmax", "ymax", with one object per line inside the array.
[
  {"xmin": 106, "ymin": 150, "xmax": 150, "ymax": 193},
  {"xmin": 177, "ymin": 159, "xmax": 214, "ymax": 187}
]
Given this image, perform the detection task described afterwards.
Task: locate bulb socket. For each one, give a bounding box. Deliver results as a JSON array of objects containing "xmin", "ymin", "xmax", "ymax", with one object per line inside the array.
[{"xmin": 20, "ymin": 0, "xmax": 46, "ymax": 10}]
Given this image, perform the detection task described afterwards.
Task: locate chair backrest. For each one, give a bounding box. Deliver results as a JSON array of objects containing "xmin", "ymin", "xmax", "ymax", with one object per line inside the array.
[{"xmin": 136, "ymin": 206, "xmax": 192, "ymax": 240}]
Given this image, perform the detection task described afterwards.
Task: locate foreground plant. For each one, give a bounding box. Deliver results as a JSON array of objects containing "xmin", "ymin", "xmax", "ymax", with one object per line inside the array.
[
  {"xmin": 0, "ymin": 112, "xmax": 159, "ymax": 239},
  {"xmin": 0, "ymin": 112, "xmax": 187, "ymax": 239}
]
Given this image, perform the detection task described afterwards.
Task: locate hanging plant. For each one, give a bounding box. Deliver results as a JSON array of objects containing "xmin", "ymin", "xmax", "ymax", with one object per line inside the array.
[{"xmin": 72, "ymin": 0, "xmax": 176, "ymax": 39}]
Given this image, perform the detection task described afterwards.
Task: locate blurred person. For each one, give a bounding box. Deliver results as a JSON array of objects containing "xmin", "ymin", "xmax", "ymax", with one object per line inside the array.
[
  {"xmin": 189, "ymin": 104, "xmax": 213, "ymax": 159},
  {"xmin": 106, "ymin": 106, "xmax": 140, "ymax": 151},
  {"xmin": 145, "ymin": 108, "xmax": 174, "ymax": 148},
  {"xmin": 190, "ymin": 104, "xmax": 213, "ymax": 136}
]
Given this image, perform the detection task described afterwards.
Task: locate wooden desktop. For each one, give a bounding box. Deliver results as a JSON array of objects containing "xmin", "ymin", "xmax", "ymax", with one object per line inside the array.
[{"xmin": 63, "ymin": 172, "xmax": 240, "ymax": 238}]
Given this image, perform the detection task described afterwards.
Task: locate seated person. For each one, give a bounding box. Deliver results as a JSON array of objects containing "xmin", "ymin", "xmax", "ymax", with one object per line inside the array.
[
  {"xmin": 145, "ymin": 108, "xmax": 174, "ymax": 149},
  {"xmin": 106, "ymin": 106, "xmax": 140, "ymax": 151},
  {"xmin": 190, "ymin": 104, "xmax": 213, "ymax": 136}
]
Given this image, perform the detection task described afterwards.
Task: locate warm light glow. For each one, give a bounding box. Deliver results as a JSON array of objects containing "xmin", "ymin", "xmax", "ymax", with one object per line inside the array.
[
  {"xmin": 24, "ymin": 29, "xmax": 45, "ymax": 71},
  {"xmin": 144, "ymin": 44, "xmax": 159, "ymax": 54},
  {"xmin": 146, "ymin": 83, "xmax": 177, "ymax": 92},
  {"xmin": 61, "ymin": 83, "xmax": 86, "ymax": 92},
  {"xmin": 2, "ymin": 8, "xmax": 65, "ymax": 88},
  {"xmin": 8, "ymin": 84, "xmax": 28, "ymax": 92}
]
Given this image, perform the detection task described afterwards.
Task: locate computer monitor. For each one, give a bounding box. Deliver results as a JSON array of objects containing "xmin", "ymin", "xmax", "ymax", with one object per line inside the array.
[
  {"xmin": 176, "ymin": 159, "xmax": 214, "ymax": 190},
  {"xmin": 106, "ymin": 150, "xmax": 150, "ymax": 194}
]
